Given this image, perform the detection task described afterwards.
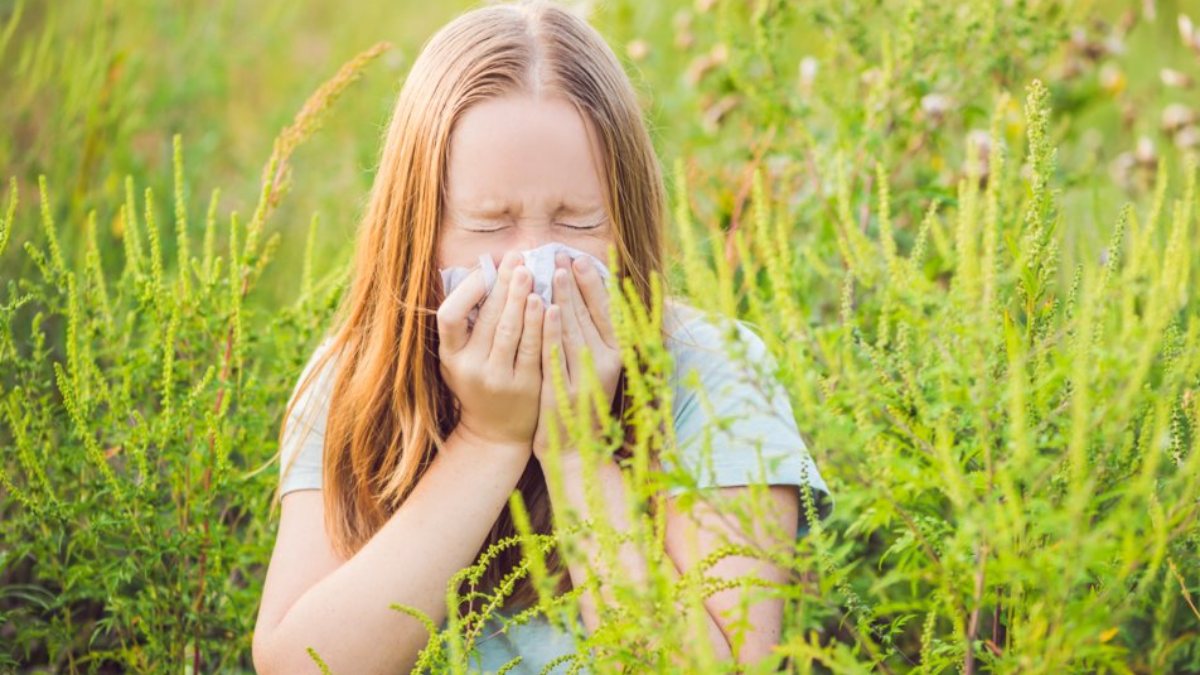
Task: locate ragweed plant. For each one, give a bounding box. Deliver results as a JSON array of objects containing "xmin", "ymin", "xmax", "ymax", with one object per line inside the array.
[
  {"xmin": 4, "ymin": 0, "xmax": 1200, "ymax": 673},
  {"xmin": 0, "ymin": 43, "xmax": 388, "ymax": 672},
  {"xmin": 363, "ymin": 77, "xmax": 1200, "ymax": 673}
]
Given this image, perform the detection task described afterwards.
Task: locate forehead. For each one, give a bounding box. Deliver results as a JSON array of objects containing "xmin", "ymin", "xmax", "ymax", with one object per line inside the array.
[{"xmin": 443, "ymin": 94, "xmax": 608, "ymax": 212}]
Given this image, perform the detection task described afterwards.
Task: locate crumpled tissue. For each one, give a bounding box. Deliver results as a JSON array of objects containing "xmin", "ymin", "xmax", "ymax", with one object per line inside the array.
[{"xmin": 439, "ymin": 242, "xmax": 612, "ymax": 327}]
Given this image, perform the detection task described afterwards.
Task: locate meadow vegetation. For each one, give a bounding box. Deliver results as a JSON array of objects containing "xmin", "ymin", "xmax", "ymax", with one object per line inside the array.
[{"xmin": 2, "ymin": 0, "xmax": 1199, "ymax": 671}]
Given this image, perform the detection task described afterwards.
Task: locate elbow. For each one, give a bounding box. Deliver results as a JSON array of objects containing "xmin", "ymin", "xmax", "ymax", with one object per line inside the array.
[
  {"xmin": 252, "ymin": 628, "xmax": 322, "ymax": 675},
  {"xmin": 253, "ymin": 621, "xmax": 305, "ymax": 675},
  {"xmin": 252, "ymin": 631, "xmax": 315, "ymax": 675},
  {"xmin": 253, "ymin": 621, "xmax": 425, "ymax": 675},
  {"xmin": 252, "ymin": 626, "xmax": 281, "ymax": 675}
]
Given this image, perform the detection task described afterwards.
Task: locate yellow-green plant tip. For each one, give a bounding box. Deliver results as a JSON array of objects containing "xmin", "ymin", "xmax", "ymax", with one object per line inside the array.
[
  {"xmin": 172, "ymin": 135, "xmax": 191, "ymax": 297},
  {"xmin": 305, "ymin": 646, "xmax": 334, "ymax": 675},
  {"xmin": 0, "ymin": 176, "xmax": 15, "ymax": 258}
]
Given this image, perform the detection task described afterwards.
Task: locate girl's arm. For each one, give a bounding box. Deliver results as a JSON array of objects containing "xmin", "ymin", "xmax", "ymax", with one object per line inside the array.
[
  {"xmin": 547, "ymin": 453, "xmax": 801, "ymax": 667},
  {"xmin": 252, "ymin": 429, "xmax": 531, "ymax": 675},
  {"xmin": 544, "ymin": 453, "xmax": 736, "ymax": 664}
]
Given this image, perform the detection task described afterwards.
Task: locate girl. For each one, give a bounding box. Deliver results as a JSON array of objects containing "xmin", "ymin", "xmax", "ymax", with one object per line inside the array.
[{"xmin": 253, "ymin": 1, "xmax": 832, "ymax": 672}]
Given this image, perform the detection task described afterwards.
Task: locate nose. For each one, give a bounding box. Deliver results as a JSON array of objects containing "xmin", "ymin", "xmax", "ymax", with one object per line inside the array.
[
  {"xmin": 516, "ymin": 224, "xmax": 552, "ymax": 251},
  {"xmin": 511, "ymin": 223, "xmax": 552, "ymax": 255},
  {"xmin": 489, "ymin": 223, "xmax": 554, "ymax": 267}
]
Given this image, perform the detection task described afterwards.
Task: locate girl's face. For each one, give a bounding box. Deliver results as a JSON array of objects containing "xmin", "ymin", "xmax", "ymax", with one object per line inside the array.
[{"xmin": 437, "ymin": 93, "xmax": 614, "ymax": 270}]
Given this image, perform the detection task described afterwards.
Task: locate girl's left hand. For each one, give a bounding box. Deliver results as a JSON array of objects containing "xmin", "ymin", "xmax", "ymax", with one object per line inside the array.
[{"xmin": 532, "ymin": 251, "xmax": 623, "ymax": 463}]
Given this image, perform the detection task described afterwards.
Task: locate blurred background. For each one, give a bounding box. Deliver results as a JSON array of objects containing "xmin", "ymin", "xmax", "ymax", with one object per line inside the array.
[{"xmin": 5, "ymin": 0, "xmax": 1198, "ymax": 308}]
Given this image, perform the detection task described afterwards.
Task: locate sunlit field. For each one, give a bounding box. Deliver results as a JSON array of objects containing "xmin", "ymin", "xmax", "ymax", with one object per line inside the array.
[{"xmin": 2, "ymin": 0, "xmax": 1200, "ymax": 672}]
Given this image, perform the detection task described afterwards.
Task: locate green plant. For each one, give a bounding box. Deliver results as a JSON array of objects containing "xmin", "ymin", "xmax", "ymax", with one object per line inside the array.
[
  {"xmin": 0, "ymin": 42, "xmax": 387, "ymax": 672},
  {"xmin": 3, "ymin": 0, "xmax": 1200, "ymax": 672}
]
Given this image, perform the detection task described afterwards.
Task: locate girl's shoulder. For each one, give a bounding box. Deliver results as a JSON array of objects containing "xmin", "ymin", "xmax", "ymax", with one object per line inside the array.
[
  {"xmin": 289, "ymin": 335, "xmax": 342, "ymax": 404},
  {"xmin": 282, "ymin": 335, "xmax": 345, "ymax": 433},
  {"xmin": 662, "ymin": 297, "xmax": 771, "ymax": 364}
]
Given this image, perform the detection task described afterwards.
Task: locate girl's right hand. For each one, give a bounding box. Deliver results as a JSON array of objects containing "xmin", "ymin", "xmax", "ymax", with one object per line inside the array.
[{"xmin": 437, "ymin": 250, "xmax": 545, "ymax": 452}]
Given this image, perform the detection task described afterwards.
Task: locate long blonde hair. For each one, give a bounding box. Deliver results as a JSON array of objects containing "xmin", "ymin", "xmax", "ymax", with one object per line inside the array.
[{"xmin": 279, "ymin": 0, "xmax": 669, "ymax": 615}]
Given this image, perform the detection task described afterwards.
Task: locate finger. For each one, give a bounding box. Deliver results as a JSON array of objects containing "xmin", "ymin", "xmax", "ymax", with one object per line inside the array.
[
  {"xmin": 553, "ymin": 265, "xmax": 584, "ymax": 382},
  {"xmin": 470, "ymin": 250, "xmax": 522, "ymax": 352},
  {"xmin": 488, "ymin": 265, "xmax": 532, "ymax": 372},
  {"xmin": 563, "ymin": 256, "xmax": 604, "ymax": 352},
  {"xmin": 543, "ymin": 304, "xmax": 568, "ymax": 386},
  {"xmin": 540, "ymin": 308, "xmax": 567, "ymax": 447},
  {"xmin": 437, "ymin": 267, "xmax": 488, "ymax": 354},
  {"xmin": 516, "ymin": 293, "xmax": 544, "ymax": 375},
  {"xmin": 572, "ymin": 256, "xmax": 618, "ymax": 349}
]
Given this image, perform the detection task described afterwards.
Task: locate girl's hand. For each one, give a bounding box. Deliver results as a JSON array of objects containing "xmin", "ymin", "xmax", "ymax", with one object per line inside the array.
[
  {"xmin": 438, "ymin": 251, "xmax": 544, "ymax": 453},
  {"xmin": 532, "ymin": 251, "xmax": 623, "ymax": 463}
]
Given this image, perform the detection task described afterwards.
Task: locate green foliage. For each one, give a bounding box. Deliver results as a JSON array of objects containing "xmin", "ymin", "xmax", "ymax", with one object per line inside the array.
[
  {"xmin": 0, "ymin": 42, "xmax": 386, "ymax": 671},
  {"xmin": 3, "ymin": 0, "xmax": 1200, "ymax": 672}
]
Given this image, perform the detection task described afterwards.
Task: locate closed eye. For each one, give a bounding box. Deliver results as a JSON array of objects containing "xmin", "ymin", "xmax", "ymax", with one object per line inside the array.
[{"xmin": 467, "ymin": 222, "xmax": 603, "ymax": 232}]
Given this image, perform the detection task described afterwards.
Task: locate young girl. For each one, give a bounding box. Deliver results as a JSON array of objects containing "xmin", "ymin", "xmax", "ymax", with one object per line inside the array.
[{"xmin": 253, "ymin": 1, "xmax": 832, "ymax": 672}]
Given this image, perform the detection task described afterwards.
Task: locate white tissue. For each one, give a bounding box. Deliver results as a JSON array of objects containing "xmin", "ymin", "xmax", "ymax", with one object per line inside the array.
[{"xmin": 439, "ymin": 242, "xmax": 612, "ymax": 326}]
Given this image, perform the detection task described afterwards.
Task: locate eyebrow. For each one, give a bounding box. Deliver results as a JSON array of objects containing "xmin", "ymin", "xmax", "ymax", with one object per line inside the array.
[{"xmin": 458, "ymin": 201, "xmax": 605, "ymax": 219}]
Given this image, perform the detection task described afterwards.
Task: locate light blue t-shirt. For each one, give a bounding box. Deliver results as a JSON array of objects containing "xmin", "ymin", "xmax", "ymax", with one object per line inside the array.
[{"xmin": 277, "ymin": 300, "xmax": 834, "ymax": 673}]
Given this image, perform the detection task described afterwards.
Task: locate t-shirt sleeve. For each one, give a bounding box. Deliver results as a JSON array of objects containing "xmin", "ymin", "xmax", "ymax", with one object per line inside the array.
[
  {"xmin": 665, "ymin": 314, "xmax": 834, "ymax": 538},
  {"xmin": 278, "ymin": 339, "xmax": 338, "ymax": 502}
]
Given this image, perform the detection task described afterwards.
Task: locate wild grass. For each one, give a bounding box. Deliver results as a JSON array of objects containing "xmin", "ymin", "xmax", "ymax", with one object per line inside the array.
[{"xmin": 1, "ymin": 0, "xmax": 1199, "ymax": 672}]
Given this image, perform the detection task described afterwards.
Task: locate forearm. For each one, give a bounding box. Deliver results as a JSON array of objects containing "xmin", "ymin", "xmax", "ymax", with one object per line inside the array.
[
  {"xmin": 260, "ymin": 430, "xmax": 531, "ymax": 674},
  {"xmin": 543, "ymin": 453, "xmax": 733, "ymax": 664}
]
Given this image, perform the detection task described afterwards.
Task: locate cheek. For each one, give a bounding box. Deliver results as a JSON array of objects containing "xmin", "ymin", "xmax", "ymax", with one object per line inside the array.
[
  {"xmin": 436, "ymin": 232, "xmax": 493, "ymax": 268},
  {"xmin": 575, "ymin": 235, "xmax": 615, "ymax": 265}
]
